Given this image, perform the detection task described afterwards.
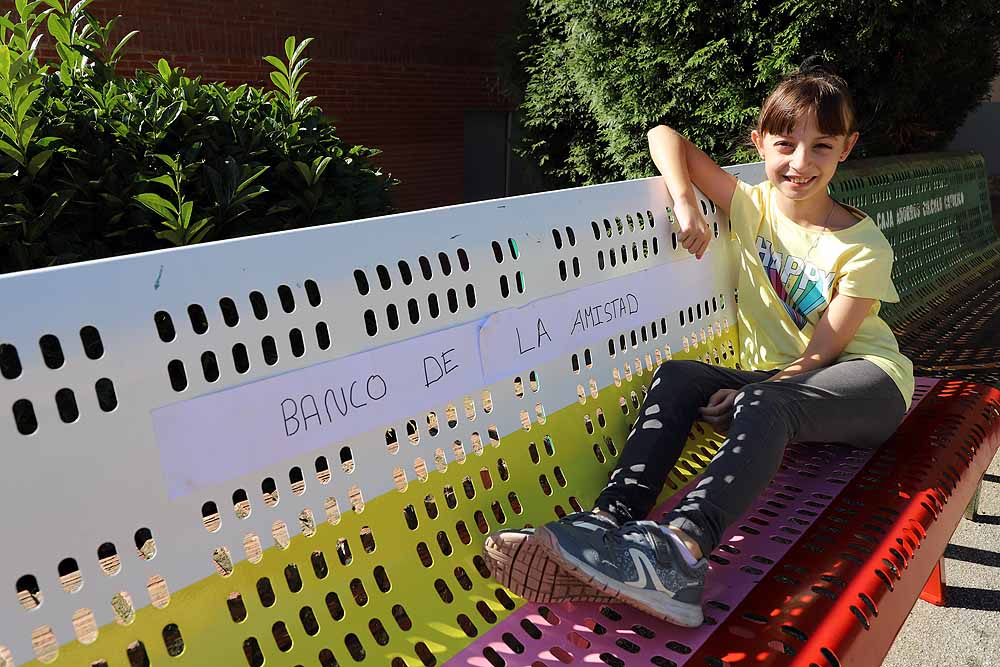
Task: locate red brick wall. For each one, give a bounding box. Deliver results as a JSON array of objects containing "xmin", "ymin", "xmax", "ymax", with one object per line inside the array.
[{"xmin": 74, "ymin": 1, "xmax": 517, "ymax": 212}]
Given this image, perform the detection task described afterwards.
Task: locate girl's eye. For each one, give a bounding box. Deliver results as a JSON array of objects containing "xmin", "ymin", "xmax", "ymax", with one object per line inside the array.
[{"xmin": 816, "ymin": 143, "xmax": 833, "ymax": 149}]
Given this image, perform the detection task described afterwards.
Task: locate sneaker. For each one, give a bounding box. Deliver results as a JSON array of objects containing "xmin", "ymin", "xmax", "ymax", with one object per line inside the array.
[
  {"xmin": 482, "ymin": 528, "xmax": 615, "ymax": 603},
  {"xmin": 535, "ymin": 520, "xmax": 706, "ymax": 627}
]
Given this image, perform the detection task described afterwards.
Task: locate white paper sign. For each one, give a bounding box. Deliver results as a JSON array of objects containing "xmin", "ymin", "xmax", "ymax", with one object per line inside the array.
[
  {"xmin": 479, "ymin": 261, "xmax": 712, "ymax": 382},
  {"xmin": 153, "ymin": 320, "xmax": 484, "ymax": 499},
  {"xmin": 153, "ymin": 253, "xmax": 728, "ymax": 499}
]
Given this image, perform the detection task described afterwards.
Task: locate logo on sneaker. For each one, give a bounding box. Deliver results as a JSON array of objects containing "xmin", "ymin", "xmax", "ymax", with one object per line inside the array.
[
  {"xmin": 624, "ymin": 548, "xmax": 675, "ymax": 597},
  {"xmin": 573, "ymin": 522, "xmax": 606, "ymax": 531}
]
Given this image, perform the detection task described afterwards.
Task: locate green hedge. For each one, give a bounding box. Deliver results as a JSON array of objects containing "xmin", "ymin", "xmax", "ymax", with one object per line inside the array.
[
  {"xmin": 0, "ymin": 0, "xmax": 395, "ymax": 274},
  {"xmin": 510, "ymin": 0, "xmax": 1000, "ymax": 187}
]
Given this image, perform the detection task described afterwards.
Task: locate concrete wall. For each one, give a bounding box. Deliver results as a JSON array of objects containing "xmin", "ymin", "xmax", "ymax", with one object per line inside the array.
[{"xmin": 948, "ymin": 76, "xmax": 1000, "ymax": 176}]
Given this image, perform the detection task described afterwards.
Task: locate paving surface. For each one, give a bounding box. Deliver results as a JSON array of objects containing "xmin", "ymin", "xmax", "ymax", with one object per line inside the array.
[{"xmin": 883, "ymin": 453, "xmax": 1000, "ymax": 667}]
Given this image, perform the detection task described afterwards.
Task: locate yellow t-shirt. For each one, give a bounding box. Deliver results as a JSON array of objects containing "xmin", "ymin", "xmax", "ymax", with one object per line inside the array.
[{"xmin": 729, "ymin": 179, "xmax": 914, "ymax": 409}]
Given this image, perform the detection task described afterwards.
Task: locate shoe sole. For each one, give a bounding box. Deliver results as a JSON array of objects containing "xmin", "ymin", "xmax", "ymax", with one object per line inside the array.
[
  {"xmin": 533, "ymin": 525, "xmax": 704, "ymax": 627},
  {"xmin": 483, "ymin": 531, "xmax": 615, "ymax": 604}
]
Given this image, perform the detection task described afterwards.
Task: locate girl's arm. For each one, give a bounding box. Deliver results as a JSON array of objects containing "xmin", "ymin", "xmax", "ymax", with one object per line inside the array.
[
  {"xmin": 700, "ymin": 294, "xmax": 874, "ymax": 431},
  {"xmin": 647, "ymin": 125, "xmax": 738, "ymax": 215},
  {"xmin": 647, "ymin": 125, "xmax": 739, "ymax": 259},
  {"xmin": 766, "ymin": 293, "xmax": 876, "ymax": 382}
]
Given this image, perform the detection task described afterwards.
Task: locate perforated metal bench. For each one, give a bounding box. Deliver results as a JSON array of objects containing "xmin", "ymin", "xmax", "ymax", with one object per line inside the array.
[{"xmin": 0, "ymin": 153, "xmax": 996, "ymax": 667}]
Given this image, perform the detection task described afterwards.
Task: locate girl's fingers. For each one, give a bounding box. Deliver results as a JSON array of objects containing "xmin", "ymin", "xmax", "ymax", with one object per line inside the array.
[
  {"xmin": 706, "ymin": 389, "xmax": 731, "ymax": 407},
  {"xmin": 699, "ymin": 403, "xmax": 727, "ymax": 417},
  {"xmin": 704, "ymin": 416, "xmax": 730, "ymax": 434},
  {"xmin": 695, "ymin": 234, "xmax": 710, "ymax": 258}
]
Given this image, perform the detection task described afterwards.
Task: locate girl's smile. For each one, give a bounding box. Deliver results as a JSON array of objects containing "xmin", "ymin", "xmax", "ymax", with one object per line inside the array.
[{"xmin": 782, "ymin": 174, "xmax": 818, "ymax": 187}]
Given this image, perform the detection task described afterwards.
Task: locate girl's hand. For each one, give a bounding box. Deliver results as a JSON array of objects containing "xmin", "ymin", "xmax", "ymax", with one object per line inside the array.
[
  {"xmin": 698, "ymin": 388, "xmax": 739, "ymax": 434},
  {"xmin": 672, "ymin": 200, "xmax": 713, "ymax": 260}
]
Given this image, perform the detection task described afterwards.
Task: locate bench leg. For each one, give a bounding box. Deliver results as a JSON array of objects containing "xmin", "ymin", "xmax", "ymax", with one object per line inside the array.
[
  {"xmin": 964, "ymin": 480, "xmax": 982, "ymax": 521},
  {"xmin": 920, "ymin": 558, "xmax": 947, "ymax": 606}
]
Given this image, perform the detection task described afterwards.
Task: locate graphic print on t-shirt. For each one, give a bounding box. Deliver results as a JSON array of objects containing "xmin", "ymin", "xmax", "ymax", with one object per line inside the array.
[{"xmin": 756, "ymin": 236, "xmax": 835, "ymax": 330}]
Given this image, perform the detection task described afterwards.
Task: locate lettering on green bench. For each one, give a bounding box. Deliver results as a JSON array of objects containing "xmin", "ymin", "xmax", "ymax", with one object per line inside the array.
[{"xmin": 879, "ymin": 191, "xmax": 967, "ymax": 227}]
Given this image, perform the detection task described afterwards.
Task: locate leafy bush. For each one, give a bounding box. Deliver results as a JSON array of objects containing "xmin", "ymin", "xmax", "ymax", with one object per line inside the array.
[
  {"xmin": 0, "ymin": 0, "xmax": 395, "ymax": 274},
  {"xmin": 510, "ymin": 0, "xmax": 1000, "ymax": 187}
]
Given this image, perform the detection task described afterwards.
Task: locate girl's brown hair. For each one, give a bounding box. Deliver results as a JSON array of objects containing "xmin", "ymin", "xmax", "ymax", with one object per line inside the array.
[{"xmin": 757, "ymin": 59, "xmax": 856, "ymax": 138}]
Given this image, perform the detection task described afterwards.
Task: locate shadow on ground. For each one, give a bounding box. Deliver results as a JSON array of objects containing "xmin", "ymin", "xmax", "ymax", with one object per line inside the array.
[
  {"xmin": 945, "ymin": 543, "xmax": 1000, "ymax": 567},
  {"xmin": 943, "ymin": 586, "xmax": 1000, "ymax": 612}
]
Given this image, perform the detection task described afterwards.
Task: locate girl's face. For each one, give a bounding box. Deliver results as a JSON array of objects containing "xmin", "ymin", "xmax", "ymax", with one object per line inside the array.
[{"xmin": 751, "ymin": 113, "xmax": 858, "ymax": 202}]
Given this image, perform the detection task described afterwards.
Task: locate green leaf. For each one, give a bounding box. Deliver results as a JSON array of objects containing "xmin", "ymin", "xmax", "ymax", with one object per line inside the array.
[
  {"xmin": 156, "ymin": 58, "xmax": 172, "ymax": 82},
  {"xmin": 184, "ymin": 214, "xmax": 212, "ymax": 237},
  {"xmin": 23, "ymin": 0, "xmax": 48, "ymax": 15},
  {"xmin": 158, "ymin": 100, "xmax": 183, "ymax": 128},
  {"xmin": 234, "ymin": 184, "xmax": 267, "ymax": 206},
  {"xmin": 293, "ymin": 96, "xmax": 317, "ymax": 117},
  {"xmin": 284, "ymin": 35, "xmax": 296, "ymax": 61},
  {"xmin": 0, "ymin": 45, "xmax": 11, "ymax": 79},
  {"xmin": 293, "ymin": 160, "xmax": 313, "ymax": 185},
  {"xmin": 27, "ymin": 148, "xmax": 52, "ymax": 175},
  {"xmin": 153, "ymin": 153, "xmax": 178, "ymax": 170},
  {"xmin": 18, "ymin": 116, "xmax": 39, "ymax": 148},
  {"xmin": 135, "ymin": 192, "xmax": 178, "ymax": 219},
  {"xmin": 13, "ymin": 72, "xmax": 43, "ymax": 97},
  {"xmin": 236, "ymin": 165, "xmax": 270, "ymax": 193},
  {"xmin": 290, "ymin": 69, "xmax": 309, "ymax": 92},
  {"xmin": 186, "ymin": 215, "xmax": 212, "ymax": 242},
  {"xmin": 0, "ymin": 119, "xmax": 18, "ymax": 143},
  {"xmin": 154, "ymin": 228, "xmax": 183, "ymax": 245},
  {"xmin": 27, "ymin": 31, "xmax": 45, "ymax": 56},
  {"xmin": 69, "ymin": 0, "xmax": 94, "ymax": 20},
  {"xmin": 69, "ymin": 44, "xmax": 99, "ymax": 63},
  {"xmin": 269, "ymin": 71, "xmax": 290, "ymax": 96},
  {"xmin": 289, "ymin": 58, "xmax": 309, "ymax": 83},
  {"xmin": 38, "ymin": 188, "xmax": 71, "ymax": 222},
  {"xmin": 313, "ymin": 156, "xmax": 332, "ymax": 180},
  {"xmin": 108, "ymin": 29, "xmax": 138, "ymax": 64},
  {"xmin": 145, "ymin": 173, "xmax": 176, "ymax": 189},
  {"xmin": 179, "ymin": 200, "xmax": 193, "ymax": 227},
  {"xmin": 291, "ymin": 37, "xmax": 313, "ymax": 64},
  {"xmin": 263, "ymin": 55, "xmax": 288, "ymax": 76},
  {"xmin": 46, "ymin": 13, "xmax": 69, "ymax": 44},
  {"xmin": 15, "ymin": 88, "xmax": 41, "ymax": 124}
]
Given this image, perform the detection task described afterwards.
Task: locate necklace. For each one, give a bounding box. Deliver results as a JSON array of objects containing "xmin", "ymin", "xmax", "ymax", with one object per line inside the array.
[{"xmin": 803, "ymin": 199, "xmax": 837, "ymax": 263}]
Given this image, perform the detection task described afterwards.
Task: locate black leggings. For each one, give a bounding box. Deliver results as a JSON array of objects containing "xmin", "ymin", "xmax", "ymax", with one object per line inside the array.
[{"xmin": 594, "ymin": 358, "xmax": 906, "ymax": 555}]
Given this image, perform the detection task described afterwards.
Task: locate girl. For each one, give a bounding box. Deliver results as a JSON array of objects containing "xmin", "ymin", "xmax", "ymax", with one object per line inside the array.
[{"xmin": 486, "ymin": 60, "xmax": 914, "ymax": 627}]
